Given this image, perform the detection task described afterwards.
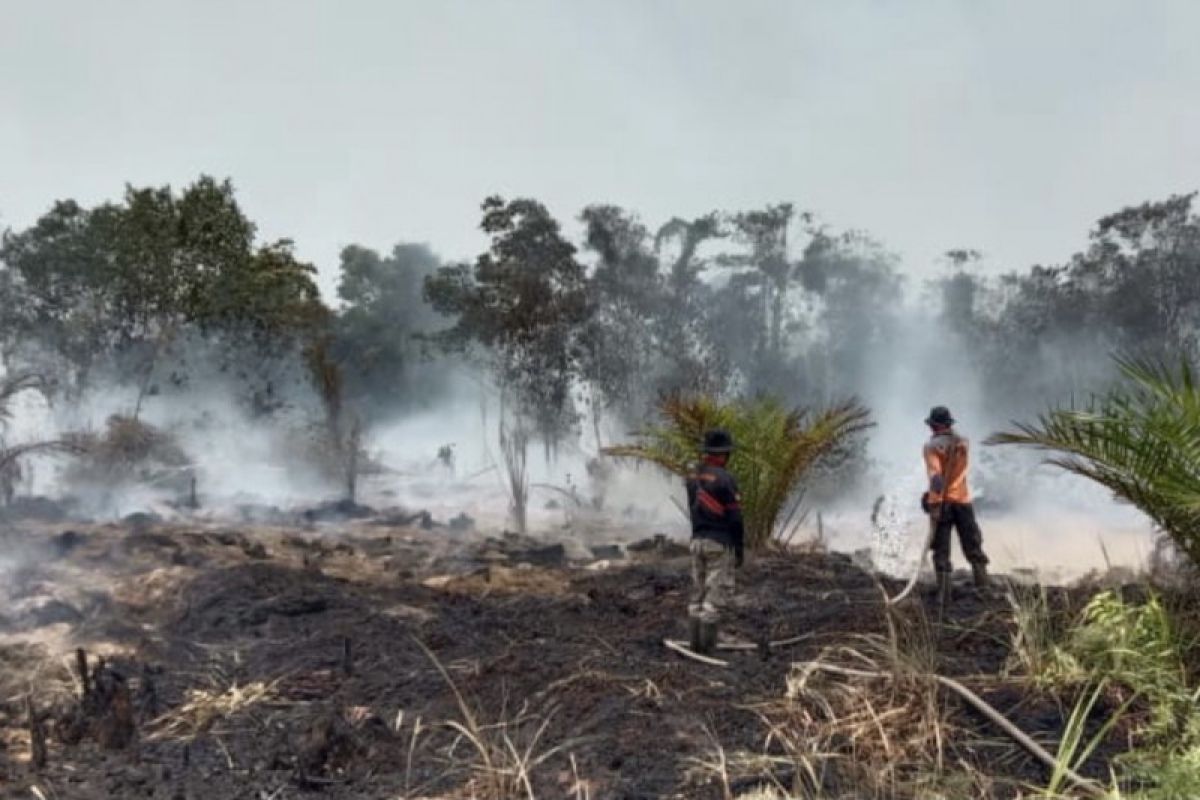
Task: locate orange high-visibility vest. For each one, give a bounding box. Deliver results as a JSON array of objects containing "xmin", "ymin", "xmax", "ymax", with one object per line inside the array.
[{"xmin": 923, "ymin": 432, "xmax": 971, "ymax": 504}]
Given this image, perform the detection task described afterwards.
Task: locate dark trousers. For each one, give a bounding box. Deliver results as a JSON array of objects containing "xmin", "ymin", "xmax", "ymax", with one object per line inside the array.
[{"xmin": 930, "ymin": 502, "xmax": 988, "ymax": 573}]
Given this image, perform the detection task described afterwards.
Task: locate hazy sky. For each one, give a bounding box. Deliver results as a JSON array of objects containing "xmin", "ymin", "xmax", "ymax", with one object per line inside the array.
[{"xmin": 3, "ymin": 1, "xmax": 1199, "ymax": 297}]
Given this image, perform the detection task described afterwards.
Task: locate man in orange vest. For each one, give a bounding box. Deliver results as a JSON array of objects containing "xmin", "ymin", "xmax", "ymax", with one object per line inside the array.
[{"xmin": 921, "ymin": 406, "xmax": 990, "ymax": 601}]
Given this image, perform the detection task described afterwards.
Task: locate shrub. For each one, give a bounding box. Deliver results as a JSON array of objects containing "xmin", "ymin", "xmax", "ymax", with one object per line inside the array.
[
  {"xmin": 65, "ymin": 414, "xmax": 192, "ymax": 492},
  {"xmin": 604, "ymin": 394, "xmax": 871, "ymax": 549}
]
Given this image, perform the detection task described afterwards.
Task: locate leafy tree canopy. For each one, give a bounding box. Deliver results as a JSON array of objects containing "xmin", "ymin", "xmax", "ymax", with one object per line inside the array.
[
  {"xmin": 425, "ymin": 196, "xmax": 589, "ymax": 442},
  {"xmin": 332, "ymin": 242, "xmax": 445, "ymax": 414},
  {"xmin": 0, "ymin": 176, "xmax": 326, "ymax": 399}
]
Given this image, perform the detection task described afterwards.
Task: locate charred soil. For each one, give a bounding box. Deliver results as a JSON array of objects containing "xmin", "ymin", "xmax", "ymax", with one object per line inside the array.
[{"xmin": 0, "ymin": 521, "xmax": 1140, "ymax": 798}]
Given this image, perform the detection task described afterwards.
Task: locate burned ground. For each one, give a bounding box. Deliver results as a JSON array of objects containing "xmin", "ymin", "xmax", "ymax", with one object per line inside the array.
[{"xmin": 0, "ymin": 520, "xmax": 1140, "ymax": 799}]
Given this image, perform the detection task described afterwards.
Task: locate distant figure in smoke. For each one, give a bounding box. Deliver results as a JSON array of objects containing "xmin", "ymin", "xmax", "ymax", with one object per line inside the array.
[
  {"xmin": 436, "ymin": 444, "xmax": 455, "ymax": 477},
  {"xmin": 685, "ymin": 429, "xmax": 745, "ymax": 654},
  {"xmin": 585, "ymin": 456, "xmax": 612, "ymax": 510},
  {"xmin": 920, "ymin": 406, "xmax": 990, "ymax": 602}
]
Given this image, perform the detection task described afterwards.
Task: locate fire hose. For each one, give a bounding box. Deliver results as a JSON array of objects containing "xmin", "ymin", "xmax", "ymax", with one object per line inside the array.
[
  {"xmin": 885, "ymin": 515, "xmax": 935, "ymax": 606},
  {"xmin": 662, "ymin": 643, "xmax": 1104, "ymax": 795},
  {"xmin": 795, "ymin": 662, "xmax": 1105, "ymax": 797}
]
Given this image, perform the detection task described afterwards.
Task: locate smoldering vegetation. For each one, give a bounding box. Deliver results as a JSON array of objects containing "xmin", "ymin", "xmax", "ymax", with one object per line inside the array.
[{"xmin": 1, "ymin": 181, "xmax": 1194, "ymax": 546}]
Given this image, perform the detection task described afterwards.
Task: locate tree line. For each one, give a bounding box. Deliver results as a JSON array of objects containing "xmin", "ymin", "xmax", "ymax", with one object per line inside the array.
[{"xmin": 3, "ymin": 175, "xmax": 1198, "ymax": 461}]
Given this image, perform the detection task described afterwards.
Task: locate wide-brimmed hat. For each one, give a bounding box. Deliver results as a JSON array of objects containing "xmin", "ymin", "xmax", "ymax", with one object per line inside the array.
[
  {"xmin": 925, "ymin": 406, "xmax": 955, "ymax": 426},
  {"xmin": 703, "ymin": 428, "xmax": 734, "ymax": 454}
]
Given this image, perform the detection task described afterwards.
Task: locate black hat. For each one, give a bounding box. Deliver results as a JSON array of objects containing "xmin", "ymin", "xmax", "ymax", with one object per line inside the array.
[
  {"xmin": 925, "ymin": 406, "xmax": 955, "ymax": 426},
  {"xmin": 703, "ymin": 428, "xmax": 734, "ymax": 454}
]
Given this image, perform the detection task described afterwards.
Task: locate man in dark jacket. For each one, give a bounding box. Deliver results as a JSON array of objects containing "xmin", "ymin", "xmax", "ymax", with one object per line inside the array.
[
  {"xmin": 921, "ymin": 406, "xmax": 990, "ymax": 602},
  {"xmin": 686, "ymin": 429, "xmax": 745, "ymax": 654}
]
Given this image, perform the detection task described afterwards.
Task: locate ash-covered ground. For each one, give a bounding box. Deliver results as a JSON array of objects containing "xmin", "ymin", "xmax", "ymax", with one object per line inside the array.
[{"xmin": 0, "ymin": 502, "xmax": 1143, "ymax": 800}]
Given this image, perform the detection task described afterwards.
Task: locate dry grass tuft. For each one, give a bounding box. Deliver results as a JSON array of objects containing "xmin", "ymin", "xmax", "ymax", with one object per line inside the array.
[
  {"xmin": 414, "ymin": 636, "xmax": 589, "ymax": 800},
  {"xmin": 148, "ymin": 678, "xmax": 276, "ymax": 741},
  {"xmin": 706, "ymin": 602, "xmax": 994, "ymax": 799}
]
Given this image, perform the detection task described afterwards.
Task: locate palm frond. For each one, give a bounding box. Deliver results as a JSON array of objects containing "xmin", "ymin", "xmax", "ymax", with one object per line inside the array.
[
  {"xmin": 605, "ymin": 394, "xmax": 872, "ymax": 550},
  {"xmin": 988, "ymin": 357, "xmax": 1200, "ymax": 564},
  {"xmin": 0, "ymin": 440, "xmax": 84, "ymax": 472},
  {"xmin": 0, "ymin": 372, "xmax": 49, "ymax": 428}
]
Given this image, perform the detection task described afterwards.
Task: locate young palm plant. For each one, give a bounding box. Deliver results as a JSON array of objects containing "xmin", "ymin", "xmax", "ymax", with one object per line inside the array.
[
  {"xmin": 604, "ymin": 394, "xmax": 871, "ymax": 550},
  {"xmin": 987, "ymin": 357, "xmax": 1200, "ymax": 565}
]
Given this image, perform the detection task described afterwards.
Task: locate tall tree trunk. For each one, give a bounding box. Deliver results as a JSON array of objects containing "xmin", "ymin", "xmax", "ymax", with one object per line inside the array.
[
  {"xmin": 771, "ymin": 277, "xmax": 785, "ymax": 357},
  {"xmin": 344, "ymin": 416, "xmax": 361, "ymax": 503}
]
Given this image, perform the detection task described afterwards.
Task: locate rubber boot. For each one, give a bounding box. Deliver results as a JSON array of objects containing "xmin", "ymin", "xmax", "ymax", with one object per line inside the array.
[
  {"xmin": 689, "ymin": 617, "xmax": 703, "ymax": 652},
  {"xmin": 972, "ymin": 562, "xmax": 990, "ymax": 590},
  {"xmin": 936, "ymin": 571, "xmax": 952, "ymax": 607},
  {"xmin": 698, "ymin": 622, "xmax": 718, "ymax": 655}
]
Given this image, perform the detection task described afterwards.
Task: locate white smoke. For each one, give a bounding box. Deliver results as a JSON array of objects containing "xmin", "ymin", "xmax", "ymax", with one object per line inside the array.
[{"xmin": 812, "ymin": 294, "xmax": 1156, "ymax": 581}]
